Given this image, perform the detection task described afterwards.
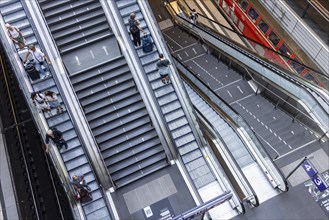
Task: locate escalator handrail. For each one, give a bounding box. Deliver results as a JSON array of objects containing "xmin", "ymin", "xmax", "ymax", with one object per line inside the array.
[
  {"xmin": 167, "ymin": 0, "xmax": 329, "ymax": 109},
  {"xmin": 0, "ymin": 15, "xmax": 83, "ymax": 220},
  {"xmin": 166, "ymin": 1, "xmax": 329, "ymax": 136},
  {"xmin": 173, "ymin": 55, "xmax": 289, "ymax": 192},
  {"xmin": 193, "ymin": 104, "xmax": 259, "ymax": 207},
  {"xmin": 140, "ymin": 0, "xmax": 220, "ymax": 173},
  {"xmin": 27, "ymin": 0, "xmax": 116, "ymax": 191},
  {"xmin": 194, "ymin": 111, "xmax": 247, "ymax": 212},
  {"xmin": 181, "ymin": 0, "xmax": 327, "ymax": 79}
]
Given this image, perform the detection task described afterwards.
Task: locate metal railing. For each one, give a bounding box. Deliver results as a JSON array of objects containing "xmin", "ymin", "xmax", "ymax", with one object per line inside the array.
[
  {"xmin": 194, "ymin": 107, "xmax": 258, "ymax": 207},
  {"xmin": 174, "ymin": 55, "xmax": 289, "ymax": 192},
  {"xmin": 26, "ymin": 0, "xmax": 116, "ymax": 191},
  {"xmin": 166, "ymin": 1, "xmax": 329, "ymax": 139},
  {"xmin": 0, "ymin": 15, "xmax": 83, "ymax": 220}
]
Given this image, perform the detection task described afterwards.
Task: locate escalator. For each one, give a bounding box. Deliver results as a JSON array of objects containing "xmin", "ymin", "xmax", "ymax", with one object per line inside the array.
[
  {"xmin": 184, "ymin": 81, "xmax": 276, "ymax": 203},
  {"xmin": 37, "ymin": 0, "xmax": 169, "ymax": 188},
  {"xmin": 185, "ymin": 84, "xmax": 254, "ymax": 169},
  {"xmin": 113, "ymin": 0, "xmax": 217, "ymax": 189},
  {"xmin": 0, "ymin": 1, "xmax": 112, "ymax": 219},
  {"xmin": 168, "ymin": 0, "xmax": 329, "ymax": 133}
]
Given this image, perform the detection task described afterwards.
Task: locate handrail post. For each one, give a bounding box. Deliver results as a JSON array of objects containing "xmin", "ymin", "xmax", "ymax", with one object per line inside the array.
[
  {"xmin": 319, "ymin": 131, "xmax": 329, "ymax": 142},
  {"xmin": 284, "ymin": 157, "xmax": 308, "ymax": 181}
]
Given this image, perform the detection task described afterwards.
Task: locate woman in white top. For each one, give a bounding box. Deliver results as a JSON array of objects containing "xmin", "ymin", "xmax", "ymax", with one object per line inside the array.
[
  {"xmin": 31, "ymin": 92, "xmax": 51, "ymax": 114},
  {"xmin": 23, "ymin": 44, "xmax": 52, "ymax": 79},
  {"xmin": 5, "ymin": 23, "xmax": 25, "ymax": 49}
]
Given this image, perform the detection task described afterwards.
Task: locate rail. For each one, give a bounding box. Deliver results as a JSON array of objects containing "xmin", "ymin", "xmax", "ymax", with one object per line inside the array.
[
  {"xmin": 181, "ymin": 0, "xmax": 328, "ymax": 87},
  {"xmin": 173, "ymin": 54, "xmax": 289, "ymax": 192},
  {"xmin": 0, "ymin": 15, "xmax": 83, "ymax": 220},
  {"xmin": 194, "ymin": 111, "xmax": 246, "ymax": 212},
  {"xmin": 26, "ymin": 0, "xmax": 115, "ymax": 192},
  {"xmin": 104, "ymin": 0, "xmax": 205, "ymax": 207},
  {"xmin": 194, "ymin": 107, "xmax": 258, "ymax": 207}
]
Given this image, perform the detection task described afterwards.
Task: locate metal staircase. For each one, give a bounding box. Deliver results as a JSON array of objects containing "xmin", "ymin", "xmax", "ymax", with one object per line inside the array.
[
  {"xmin": 0, "ymin": 0, "xmax": 112, "ymax": 219},
  {"xmin": 37, "ymin": 0, "xmax": 168, "ymax": 188}
]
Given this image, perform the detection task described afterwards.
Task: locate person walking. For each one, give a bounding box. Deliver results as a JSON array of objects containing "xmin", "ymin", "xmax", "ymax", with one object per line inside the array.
[
  {"xmin": 129, "ymin": 13, "xmax": 145, "ymax": 47},
  {"xmin": 45, "ymin": 128, "xmax": 68, "ymax": 153},
  {"xmin": 156, "ymin": 53, "xmax": 171, "ymax": 84},
  {"xmin": 5, "ymin": 23, "xmax": 26, "ymax": 49},
  {"xmin": 31, "ymin": 92, "xmax": 51, "ymax": 114},
  {"xmin": 44, "ymin": 90, "xmax": 63, "ymax": 113},
  {"xmin": 23, "ymin": 44, "xmax": 51, "ymax": 79}
]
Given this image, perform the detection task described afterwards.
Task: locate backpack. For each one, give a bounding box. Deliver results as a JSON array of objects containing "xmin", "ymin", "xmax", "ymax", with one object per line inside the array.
[
  {"xmin": 129, "ymin": 19, "xmax": 139, "ymax": 34},
  {"xmin": 35, "ymin": 93, "xmax": 45, "ymax": 104}
]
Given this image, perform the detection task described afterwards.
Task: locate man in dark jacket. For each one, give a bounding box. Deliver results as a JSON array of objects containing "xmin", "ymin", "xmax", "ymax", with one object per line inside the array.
[{"xmin": 45, "ymin": 128, "xmax": 68, "ymax": 153}]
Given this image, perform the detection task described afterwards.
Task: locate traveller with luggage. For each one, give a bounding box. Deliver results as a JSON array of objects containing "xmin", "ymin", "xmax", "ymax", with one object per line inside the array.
[
  {"xmin": 23, "ymin": 44, "xmax": 51, "ymax": 80},
  {"xmin": 25, "ymin": 63, "xmax": 41, "ymax": 81}
]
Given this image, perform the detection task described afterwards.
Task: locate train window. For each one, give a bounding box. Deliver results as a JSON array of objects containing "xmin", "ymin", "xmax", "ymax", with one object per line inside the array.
[
  {"xmin": 238, "ymin": 21, "xmax": 244, "ymax": 32},
  {"xmin": 278, "ymin": 43, "xmax": 292, "ymax": 57},
  {"xmin": 257, "ymin": 19, "xmax": 269, "ymax": 34},
  {"xmin": 222, "ymin": 1, "xmax": 230, "ymax": 14},
  {"xmin": 238, "ymin": 0, "xmax": 248, "ymax": 11},
  {"xmin": 268, "ymin": 31, "xmax": 280, "ymax": 47},
  {"xmin": 290, "ymin": 58, "xmax": 305, "ymax": 74},
  {"xmin": 247, "ymin": 7, "xmax": 259, "ymax": 21},
  {"xmin": 231, "ymin": 11, "xmax": 238, "ymax": 24}
]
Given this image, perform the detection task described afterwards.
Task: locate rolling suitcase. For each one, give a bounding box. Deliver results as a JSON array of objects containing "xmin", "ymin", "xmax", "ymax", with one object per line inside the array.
[
  {"xmin": 25, "ymin": 63, "xmax": 40, "ymax": 81},
  {"xmin": 142, "ymin": 34, "xmax": 153, "ymax": 53}
]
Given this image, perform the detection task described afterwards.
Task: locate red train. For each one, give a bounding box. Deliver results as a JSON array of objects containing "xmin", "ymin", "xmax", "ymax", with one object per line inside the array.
[{"xmin": 213, "ymin": 0, "xmax": 323, "ymax": 86}]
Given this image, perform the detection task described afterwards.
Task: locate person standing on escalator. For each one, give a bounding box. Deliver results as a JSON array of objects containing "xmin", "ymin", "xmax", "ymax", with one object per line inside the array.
[
  {"xmin": 5, "ymin": 23, "xmax": 26, "ymax": 49},
  {"xmin": 45, "ymin": 128, "xmax": 68, "ymax": 153},
  {"xmin": 71, "ymin": 175, "xmax": 91, "ymax": 191},
  {"xmin": 189, "ymin": 9, "xmax": 198, "ymax": 25},
  {"xmin": 129, "ymin": 12, "xmax": 145, "ymax": 47},
  {"xmin": 156, "ymin": 53, "xmax": 171, "ymax": 84},
  {"xmin": 23, "ymin": 44, "xmax": 51, "ymax": 79}
]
